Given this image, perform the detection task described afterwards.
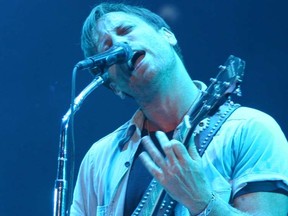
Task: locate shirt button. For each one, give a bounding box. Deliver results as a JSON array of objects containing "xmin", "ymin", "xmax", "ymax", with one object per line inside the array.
[{"xmin": 124, "ymin": 161, "xmax": 130, "ymax": 167}]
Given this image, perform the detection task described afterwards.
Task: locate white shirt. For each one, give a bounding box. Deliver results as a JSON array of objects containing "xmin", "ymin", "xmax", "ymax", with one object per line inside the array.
[{"xmin": 70, "ymin": 104, "xmax": 288, "ymax": 216}]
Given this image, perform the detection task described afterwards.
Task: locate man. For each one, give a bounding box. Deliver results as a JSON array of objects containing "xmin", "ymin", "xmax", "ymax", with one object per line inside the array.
[{"xmin": 70, "ymin": 2, "xmax": 288, "ymax": 215}]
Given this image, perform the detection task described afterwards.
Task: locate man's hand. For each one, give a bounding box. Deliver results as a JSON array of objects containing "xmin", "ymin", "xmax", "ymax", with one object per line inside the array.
[{"xmin": 139, "ymin": 131, "xmax": 213, "ymax": 214}]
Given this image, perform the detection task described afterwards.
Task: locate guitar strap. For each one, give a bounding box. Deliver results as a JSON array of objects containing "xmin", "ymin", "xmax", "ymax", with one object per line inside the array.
[
  {"xmin": 196, "ymin": 101, "xmax": 241, "ymax": 157},
  {"xmin": 132, "ymin": 101, "xmax": 240, "ymax": 216},
  {"xmin": 154, "ymin": 101, "xmax": 241, "ymax": 216}
]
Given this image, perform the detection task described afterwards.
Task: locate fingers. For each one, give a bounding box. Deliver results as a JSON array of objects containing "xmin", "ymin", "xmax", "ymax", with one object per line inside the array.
[
  {"xmin": 141, "ymin": 135, "xmax": 166, "ymax": 169},
  {"xmin": 140, "ymin": 131, "xmax": 201, "ymax": 174},
  {"xmin": 139, "ymin": 151, "xmax": 163, "ymax": 179},
  {"xmin": 156, "ymin": 131, "xmax": 200, "ymax": 163},
  {"xmin": 155, "ymin": 131, "xmax": 178, "ymax": 163},
  {"xmin": 140, "ymin": 132, "xmax": 182, "ymax": 182},
  {"xmin": 186, "ymin": 136, "xmax": 201, "ymax": 160}
]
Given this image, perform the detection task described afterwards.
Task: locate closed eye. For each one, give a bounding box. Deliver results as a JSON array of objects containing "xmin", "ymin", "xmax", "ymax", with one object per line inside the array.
[{"xmin": 116, "ymin": 25, "xmax": 134, "ymax": 36}]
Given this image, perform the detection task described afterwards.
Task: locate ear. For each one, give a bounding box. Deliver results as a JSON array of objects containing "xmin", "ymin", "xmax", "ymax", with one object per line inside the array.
[
  {"xmin": 160, "ymin": 27, "xmax": 177, "ymax": 46},
  {"xmin": 109, "ymin": 82, "xmax": 126, "ymax": 100}
]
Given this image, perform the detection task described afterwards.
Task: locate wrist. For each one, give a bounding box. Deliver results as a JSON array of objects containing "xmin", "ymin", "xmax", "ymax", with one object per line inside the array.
[{"xmin": 192, "ymin": 192, "xmax": 216, "ymax": 216}]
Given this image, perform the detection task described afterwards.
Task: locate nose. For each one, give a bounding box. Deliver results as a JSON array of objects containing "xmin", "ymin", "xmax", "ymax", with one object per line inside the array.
[{"xmin": 100, "ymin": 33, "xmax": 128, "ymax": 53}]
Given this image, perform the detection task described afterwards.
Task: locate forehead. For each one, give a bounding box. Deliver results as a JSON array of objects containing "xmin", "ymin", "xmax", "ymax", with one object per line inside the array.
[{"xmin": 96, "ymin": 11, "xmax": 148, "ymax": 31}]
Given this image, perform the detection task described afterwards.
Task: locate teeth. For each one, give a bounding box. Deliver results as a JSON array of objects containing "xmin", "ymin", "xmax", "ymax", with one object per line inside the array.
[{"xmin": 128, "ymin": 56, "xmax": 135, "ymax": 71}]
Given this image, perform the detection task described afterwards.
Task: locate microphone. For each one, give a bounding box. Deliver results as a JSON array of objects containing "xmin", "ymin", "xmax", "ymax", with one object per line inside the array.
[{"xmin": 75, "ymin": 42, "xmax": 133, "ymax": 71}]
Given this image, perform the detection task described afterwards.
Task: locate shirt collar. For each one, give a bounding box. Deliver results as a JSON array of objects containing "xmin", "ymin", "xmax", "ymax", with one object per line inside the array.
[{"xmin": 118, "ymin": 109, "xmax": 145, "ymax": 150}]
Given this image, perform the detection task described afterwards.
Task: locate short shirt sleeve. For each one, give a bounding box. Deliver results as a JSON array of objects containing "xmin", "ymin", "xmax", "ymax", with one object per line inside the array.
[{"xmin": 230, "ymin": 107, "xmax": 288, "ymax": 198}]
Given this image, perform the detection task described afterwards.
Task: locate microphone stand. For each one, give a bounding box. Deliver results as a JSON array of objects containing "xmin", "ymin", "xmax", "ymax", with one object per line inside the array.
[{"xmin": 53, "ymin": 72, "xmax": 108, "ymax": 216}]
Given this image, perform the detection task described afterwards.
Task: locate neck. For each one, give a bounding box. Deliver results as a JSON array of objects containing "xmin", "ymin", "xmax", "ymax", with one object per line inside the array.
[{"xmin": 139, "ymin": 71, "xmax": 200, "ymax": 132}]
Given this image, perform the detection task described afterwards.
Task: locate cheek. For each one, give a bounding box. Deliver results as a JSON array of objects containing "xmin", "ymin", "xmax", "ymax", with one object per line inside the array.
[
  {"xmin": 107, "ymin": 65, "xmax": 123, "ymax": 80},
  {"xmin": 106, "ymin": 67, "xmax": 116, "ymax": 82},
  {"xmin": 107, "ymin": 67, "xmax": 130, "ymax": 88}
]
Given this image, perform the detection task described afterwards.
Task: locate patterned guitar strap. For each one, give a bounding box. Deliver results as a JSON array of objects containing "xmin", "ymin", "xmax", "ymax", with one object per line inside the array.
[{"xmin": 132, "ymin": 101, "xmax": 241, "ymax": 216}]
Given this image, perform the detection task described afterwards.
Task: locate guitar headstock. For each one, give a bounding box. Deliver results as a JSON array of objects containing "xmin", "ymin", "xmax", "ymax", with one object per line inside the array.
[
  {"xmin": 181, "ymin": 55, "xmax": 245, "ymax": 148},
  {"xmin": 188, "ymin": 55, "xmax": 245, "ymax": 130},
  {"xmin": 206, "ymin": 55, "xmax": 245, "ymax": 100}
]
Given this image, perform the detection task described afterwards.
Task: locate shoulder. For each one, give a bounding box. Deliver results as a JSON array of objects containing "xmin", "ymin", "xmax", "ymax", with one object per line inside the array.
[
  {"xmin": 228, "ymin": 106, "xmax": 288, "ymax": 176},
  {"xmin": 213, "ymin": 105, "xmax": 288, "ymax": 173},
  {"xmin": 225, "ymin": 106, "xmax": 286, "ymax": 138},
  {"xmin": 216, "ymin": 106, "xmax": 288, "ymax": 196},
  {"xmin": 220, "ymin": 106, "xmax": 287, "ymax": 151},
  {"xmin": 229, "ymin": 106, "xmax": 276, "ymax": 123}
]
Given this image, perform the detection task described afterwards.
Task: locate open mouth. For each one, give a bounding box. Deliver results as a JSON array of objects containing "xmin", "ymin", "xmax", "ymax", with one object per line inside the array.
[{"xmin": 128, "ymin": 50, "xmax": 146, "ymax": 71}]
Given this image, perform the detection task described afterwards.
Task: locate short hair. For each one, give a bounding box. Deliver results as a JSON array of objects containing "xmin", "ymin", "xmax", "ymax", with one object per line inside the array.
[{"xmin": 81, "ymin": 2, "xmax": 183, "ymax": 60}]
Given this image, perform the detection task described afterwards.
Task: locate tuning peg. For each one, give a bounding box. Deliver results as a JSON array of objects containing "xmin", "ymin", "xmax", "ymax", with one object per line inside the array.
[
  {"xmin": 236, "ymin": 75, "xmax": 243, "ymax": 82},
  {"xmin": 234, "ymin": 86, "xmax": 242, "ymax": 97},
  {"xmin": 210, "ymin": 78, "xmax": 217, "ymax": 83},
  {"xmin": 223, "ymin": 81, "xmax": 230, "ymax": 88},
  {"xmin": 218, "ymin": 65, "xmax": 226, "ymax": 71}
]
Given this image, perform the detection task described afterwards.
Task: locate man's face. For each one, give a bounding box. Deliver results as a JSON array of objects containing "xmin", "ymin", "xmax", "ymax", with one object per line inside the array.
[{"xmin": 94, "ymin": 12, "xmax": 177, "ymax": 99}]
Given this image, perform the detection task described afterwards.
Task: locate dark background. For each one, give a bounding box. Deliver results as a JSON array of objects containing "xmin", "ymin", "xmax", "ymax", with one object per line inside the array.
[{"xmin": 1, "ymin": 0, "xmax": 287, "ymax": 215}]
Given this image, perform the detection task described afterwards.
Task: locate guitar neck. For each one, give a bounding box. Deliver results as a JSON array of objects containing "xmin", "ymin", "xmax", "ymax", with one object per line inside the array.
[{"xmin": 131, "ymin": 179, "xmax": 165, "ymax": 216}]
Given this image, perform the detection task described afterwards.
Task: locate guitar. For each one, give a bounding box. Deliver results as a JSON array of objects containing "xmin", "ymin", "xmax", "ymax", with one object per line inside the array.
[{"xmin": 131, "ymin": 55, "xmax": 246, "ymax": 216}]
